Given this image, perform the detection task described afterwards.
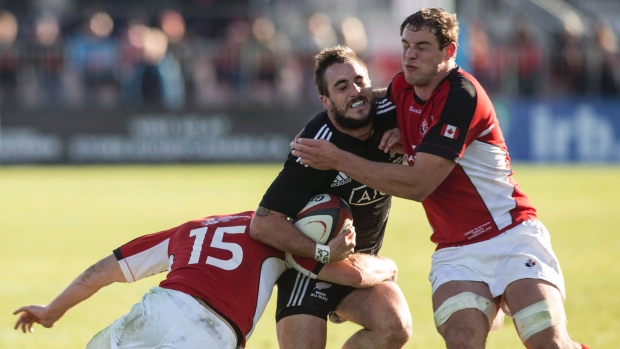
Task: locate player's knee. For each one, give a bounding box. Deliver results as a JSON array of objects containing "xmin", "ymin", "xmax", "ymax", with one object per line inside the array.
[
  {"xmin": 372, "ymin": 308, "xmax": 412, "ymax": 346},
  {"xmin": 378, "ymin": 321, "xmax": 412, "ymax": 347},
  {"xmin": 513, "ymin": 300, "xmax": 567, "ymax": 344},
  {"xmin": 389, "ymin": 327, "xmax": 412, "ymax": 347},
  {"xmin": 388, "ymin": 316, "xmax": 413, "ymax": 345},
  {"xmin": 434, "ymin": 292, "xmax": 496, "ymax": 329}
]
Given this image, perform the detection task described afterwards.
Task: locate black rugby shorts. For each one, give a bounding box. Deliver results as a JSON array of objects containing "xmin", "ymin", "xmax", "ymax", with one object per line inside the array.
[{"xmin": 275, "ymin": 268, "xmax": 354, "ymax": 322}]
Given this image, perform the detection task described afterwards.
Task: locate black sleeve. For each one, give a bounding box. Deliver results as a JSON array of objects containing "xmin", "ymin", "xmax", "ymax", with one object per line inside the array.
[
  {"xmin": 259, "ymin": 158, "xmax": 333, "ymax": 217},
  {"xmin": 259, "ymin": 112, "xmax": 336, "ymax": 217}
]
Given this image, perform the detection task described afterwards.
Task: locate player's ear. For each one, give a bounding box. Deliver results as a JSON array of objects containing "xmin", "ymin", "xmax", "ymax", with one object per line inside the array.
[
  {"xmin": 319, "ymin": 95, "xmax": 331, "ymax": 111},
  {"xmin": 444, "ymin": 42, "xmax": 457, "ymax": 60}
]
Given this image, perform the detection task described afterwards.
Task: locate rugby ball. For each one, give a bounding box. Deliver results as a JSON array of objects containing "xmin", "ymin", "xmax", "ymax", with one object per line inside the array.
[
  {"xmin": 286, "ymin": 194, "xmax": 353, "ymax": 277},
  {"xmin": 293, "ymin": 193, "xmax": 353, "ymax": 244}
]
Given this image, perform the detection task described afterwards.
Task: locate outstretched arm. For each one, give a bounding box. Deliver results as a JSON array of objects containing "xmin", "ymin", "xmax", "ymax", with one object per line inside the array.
[
  {"xmin": 13, "ymin": 254, "xmax": 125, "ymax": 333},
  {"xmin": 318, "ymin": 253, "xmax": 398, "ymax": 288}
]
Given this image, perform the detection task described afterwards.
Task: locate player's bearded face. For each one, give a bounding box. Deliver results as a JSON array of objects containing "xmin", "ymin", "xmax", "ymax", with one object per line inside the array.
[
  {"xmin": 329, "ymin": 96, "xmax": 376, "ymax": 130},
  {"xmin": 322, "ymin": 61, "xmax": 376, "ymax": 131}
]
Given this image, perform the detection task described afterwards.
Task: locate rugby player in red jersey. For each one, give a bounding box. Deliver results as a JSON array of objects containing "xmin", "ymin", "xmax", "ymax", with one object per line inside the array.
[{"xmin": 14, "ymin": 211, "xmax": 397, "ymax": 349}]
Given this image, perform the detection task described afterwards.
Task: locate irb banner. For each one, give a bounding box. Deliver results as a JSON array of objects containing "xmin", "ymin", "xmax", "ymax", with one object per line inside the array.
[{"xmin": 499, "ymin": 99, "xmax": 620, "ymax": 163}]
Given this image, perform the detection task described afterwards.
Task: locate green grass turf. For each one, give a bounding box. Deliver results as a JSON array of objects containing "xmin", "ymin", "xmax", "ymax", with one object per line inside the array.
[{"xmin": 1, "ymin": 164, "xmax": 617, "ymax": 348}]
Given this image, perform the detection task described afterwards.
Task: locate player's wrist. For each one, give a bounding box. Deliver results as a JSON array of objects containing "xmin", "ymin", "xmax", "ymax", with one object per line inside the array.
[{"xmin": 315, "ymin": 244, "xmax": 330, "ymax": 263}]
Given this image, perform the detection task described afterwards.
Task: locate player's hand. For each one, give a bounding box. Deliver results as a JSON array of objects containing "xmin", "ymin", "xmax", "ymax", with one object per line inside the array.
[
  {"xmin": 13, "ymin": 305, "xmax": 56, "ymax": 333},
  {"xmin": 379, "ymin": 128, "xmax": 404, "ymax": 154},
  {"xmin": 290, "ymin": 128, "xmax": 305, "ymax": 149},
  {"xmin": 328, "ymin": 226, "xmax": 356, "ymax": 262},
  {"xmin": 291, "ymin": 138, "xmax": 341, "ymax": 170}
]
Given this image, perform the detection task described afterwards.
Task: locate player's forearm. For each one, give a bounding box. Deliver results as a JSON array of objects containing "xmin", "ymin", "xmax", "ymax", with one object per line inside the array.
[
  {"xmin": 336, "ymin": 152, "xmax": 428, "ymax": 202},
  {"xmin": 348, "ymin": 254, "xmax": 397, "ymax": 287},
  {"xmin": 319, "ymin": 254, "xmax": 397, "ymax": 288},
  {"xmin": 45, "ymin": 255, "xmax": 125, "ymax": 322},
  {"xmin": 250, "ymin": 210, "xmax": 317, "ymax": 259}
]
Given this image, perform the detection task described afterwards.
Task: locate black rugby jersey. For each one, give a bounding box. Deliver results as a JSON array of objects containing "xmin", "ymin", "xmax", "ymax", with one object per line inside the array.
[{"xmin": 259, "ymin": 99, "xmax": 403, "ymax": 255}]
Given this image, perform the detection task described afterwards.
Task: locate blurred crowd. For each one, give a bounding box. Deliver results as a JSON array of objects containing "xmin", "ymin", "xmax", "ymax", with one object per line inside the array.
[
  {"xmin": 0, "ymin": 5, "xmax": 619, "ymax": 112},
  {"xmin": 465, "ymin": 14, "xmax": 620, "ymax": 99},
  {"xmin": 0, "ymin": 8, "xmax": 324, "ymax": 111}
]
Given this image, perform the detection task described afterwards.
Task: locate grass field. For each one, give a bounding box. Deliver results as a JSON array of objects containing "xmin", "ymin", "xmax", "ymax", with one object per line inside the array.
[{"xmin": 1, "ymin": 164, "xmax": 617, "ymax": 348}]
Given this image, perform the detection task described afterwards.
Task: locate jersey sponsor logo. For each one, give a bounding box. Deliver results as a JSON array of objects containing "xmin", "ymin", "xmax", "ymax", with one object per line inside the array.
[
  {"xmin": 331, "ymin": 172, "xmax": 352, "ymax": 187},
  {"xmin": 441, "ymin": 124, "xmax": 460, "ymax": 139},
  {"xmin": 348, "ymin": 185, "xmax": 389, "ymax": 206},
  {"xmin": 409, "ymin": 106, "xmax": 422, "ymax": 114}
]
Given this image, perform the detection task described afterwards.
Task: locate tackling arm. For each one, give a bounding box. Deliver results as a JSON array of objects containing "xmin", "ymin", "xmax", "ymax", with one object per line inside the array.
[
  {"xmin": 317, "ymin": 253, "xmax": 398, "ymax": 288},
  {"xmin": 292, "ymin": 138, "xmax": 455, "ymax": 202},
  {"xmin": 13, "ymin": 254, "xmax": 125, "ymax": 333}
]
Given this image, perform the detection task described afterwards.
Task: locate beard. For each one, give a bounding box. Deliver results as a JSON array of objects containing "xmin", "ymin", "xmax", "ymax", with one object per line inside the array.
[{"xmin": 331, "ymin": 98, "xmax": 377, "ymax": 130}]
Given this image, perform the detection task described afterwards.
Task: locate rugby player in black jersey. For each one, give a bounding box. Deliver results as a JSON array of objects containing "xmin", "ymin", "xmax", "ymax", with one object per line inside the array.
[{"xmin": 250, "ymin": 46, "xmax": 412, "ymax": 349}]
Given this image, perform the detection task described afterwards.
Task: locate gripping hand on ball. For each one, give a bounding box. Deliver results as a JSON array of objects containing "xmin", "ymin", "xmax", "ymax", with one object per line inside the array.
[{"xmin": 328, "ymin": 226, "xmax": 356, "ymax": 262}]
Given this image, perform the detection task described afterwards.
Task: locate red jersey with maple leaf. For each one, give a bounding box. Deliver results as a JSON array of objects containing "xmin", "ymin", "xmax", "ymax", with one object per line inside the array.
[{"xmin": 386, "ymin": 68, "xmax": 537, "ymax": 249}]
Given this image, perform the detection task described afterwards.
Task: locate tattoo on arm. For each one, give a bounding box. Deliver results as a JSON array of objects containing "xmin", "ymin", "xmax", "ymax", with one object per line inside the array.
[{"xmin": 256, "ymin": 207, "xmax": 274, "ymax": 217}]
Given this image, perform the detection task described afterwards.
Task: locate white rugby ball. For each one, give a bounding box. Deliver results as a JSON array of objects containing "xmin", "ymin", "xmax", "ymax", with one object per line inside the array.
[{"xmin": 287, "ymin": 193, "xmax": 353, "ymax": 277}]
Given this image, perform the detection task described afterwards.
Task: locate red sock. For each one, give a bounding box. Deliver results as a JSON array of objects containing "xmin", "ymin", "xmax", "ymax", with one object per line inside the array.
[{"xmin": 581, "ymin": 344, "xmax": 590, "ymax": 349}]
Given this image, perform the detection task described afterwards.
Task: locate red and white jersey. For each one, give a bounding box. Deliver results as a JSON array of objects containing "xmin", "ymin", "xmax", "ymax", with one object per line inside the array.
[
  {"xmin": 114, "ymin": 211, "xmax": 289, "ymax": 347},
  {"xmin": 387, "ymin": 68, "xmax": 537, "ymax": 249}
]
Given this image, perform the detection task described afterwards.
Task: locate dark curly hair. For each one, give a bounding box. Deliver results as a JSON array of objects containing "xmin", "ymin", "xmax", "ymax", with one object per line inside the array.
[
  {"xmin": 314, "ymin": 45, "xmax": 368, "ymax": 97},
  {"xmin": 400, "ymin": 8, "xmax": 459, "ymax": 50}
]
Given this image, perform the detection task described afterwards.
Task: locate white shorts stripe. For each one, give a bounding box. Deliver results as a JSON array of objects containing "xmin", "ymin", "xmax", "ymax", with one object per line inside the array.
[
  {"xmin": 287, "ymin": 272, "xmax": 303, "ymax": 307},
  {"xmin": 298, "ymin": 276, "xmax": 311, "ymax": 306},
  {"xmin": 287, "ymin": 272, "xmax": 311, "ymax": 307}
]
